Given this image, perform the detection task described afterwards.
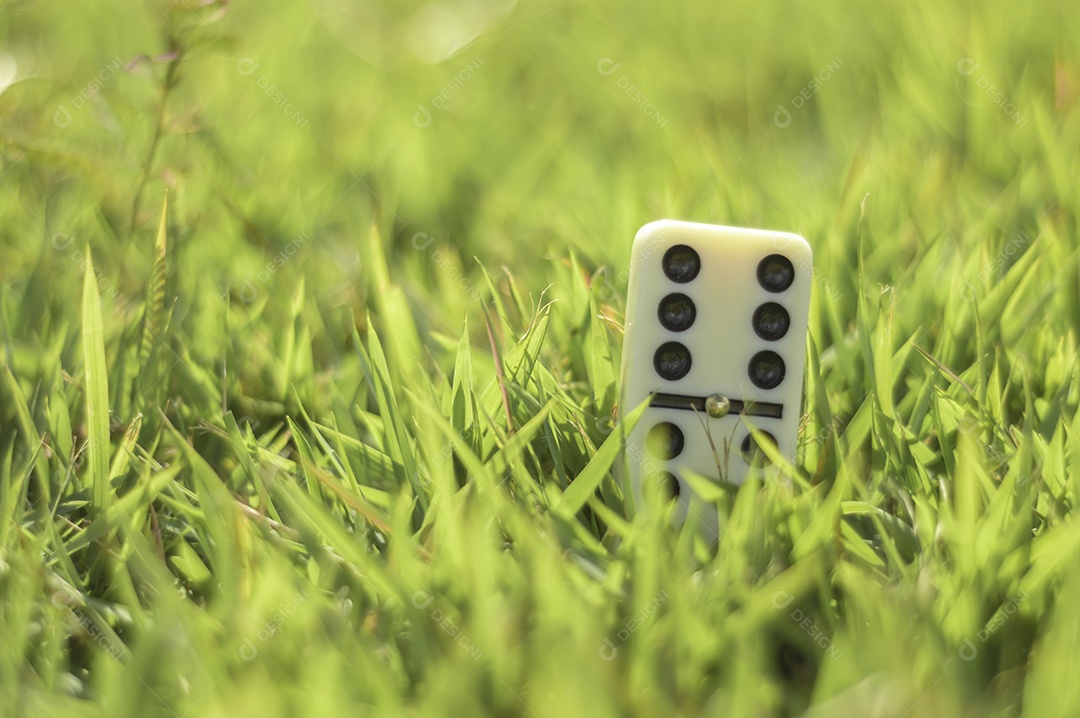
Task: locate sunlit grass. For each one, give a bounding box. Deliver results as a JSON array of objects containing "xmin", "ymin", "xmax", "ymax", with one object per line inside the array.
[{"xmin": 1, "ymin": 0, "xmax": 1079, "ymax": 715}]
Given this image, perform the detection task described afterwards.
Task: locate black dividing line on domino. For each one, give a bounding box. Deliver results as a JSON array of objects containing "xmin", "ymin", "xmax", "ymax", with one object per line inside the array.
[{"xmin": 649, "ymin": 392, "xmax": 784, "ymax": 419}]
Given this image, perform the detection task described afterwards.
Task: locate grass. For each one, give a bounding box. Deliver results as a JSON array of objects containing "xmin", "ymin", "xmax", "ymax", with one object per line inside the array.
[{"xmin": 1, "ymin": 0, "xmax": 1079, "ymax": 715}]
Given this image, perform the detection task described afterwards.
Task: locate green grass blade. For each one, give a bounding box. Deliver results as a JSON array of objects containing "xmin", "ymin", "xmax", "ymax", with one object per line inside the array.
[
  {"xmin": 82, "ymin": 249, "xmax": 112, "ymax": 516},
  {"xmin": 556, "ymin": 399, "xmax": 647, "ymax": 517}
]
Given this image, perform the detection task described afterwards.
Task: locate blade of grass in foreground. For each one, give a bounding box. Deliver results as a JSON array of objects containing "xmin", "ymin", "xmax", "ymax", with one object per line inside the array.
[
  {"xmin": 556, "ymin": 399, "xmax": 648, "ymax": 517},
  {"xmin": 82, "ymin": 248, "xmax": 112, "ymax": 516}
]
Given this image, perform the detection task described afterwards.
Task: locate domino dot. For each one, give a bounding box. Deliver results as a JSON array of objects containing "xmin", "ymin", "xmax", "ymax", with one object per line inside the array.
[
  {"xmin": 646, "ymin": 422, "xmax": 684, "ymax": 459},
  {"xmin": 654, "ymin": 341, "xmax": 692, "ymax": 380},
  {"xmin": 658, "ymin": 293, "xmax": 696, "ymax": 332},
  {"xmin": 659, "ymin": 471, "xmax": 681, "ymax": 499},
  {"xmin": 662, "ymin": 245, "xmax": 701, "ymax": 283},
  {"xmin": 752, "ymin": 302, "xmax": 790, "ymax": 341},
  {"xmin": 741, "ymin": 431, "xmax": 776, "ymax": 465},
  {"xmin": 757, "ymin": 254, "xmax": 795, "ymax": 292},
  {"xmin": 748, "ymin": 350, "xmax": 785, "ymax": 389}
]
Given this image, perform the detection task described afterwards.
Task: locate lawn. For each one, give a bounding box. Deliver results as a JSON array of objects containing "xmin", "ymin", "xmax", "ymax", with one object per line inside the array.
[{"xmin": 1, "ymin": 0, "xmax": 1079, "ymax": 715}]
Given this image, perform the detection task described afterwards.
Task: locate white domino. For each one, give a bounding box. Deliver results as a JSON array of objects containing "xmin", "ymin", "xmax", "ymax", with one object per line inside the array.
[{"xmin": 618, "ymin": 219, "xmax": 812, "ymax": 526}]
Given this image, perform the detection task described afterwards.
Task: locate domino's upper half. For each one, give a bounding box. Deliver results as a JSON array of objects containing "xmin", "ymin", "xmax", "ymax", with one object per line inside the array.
[{"xmin": 619, "ymin": 219, "xmax": 813, "ymax": 526}]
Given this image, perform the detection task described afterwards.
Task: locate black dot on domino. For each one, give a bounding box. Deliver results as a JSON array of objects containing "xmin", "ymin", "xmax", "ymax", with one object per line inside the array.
[
  {"xmin": 748, "ymin": 350, "xmax": 785, "ymax": 389},
  {"xmin": 654, "ymin": 341, "xmax": 692, "ymax": 380},
  {"xmin": 658, "ymin": 293, "xmax": 696, "ymax": 332},
  {"xmin": 646, "ymin": 422, "xmax": 684, "ymax": 459},
  {"xmin": 662, "ymin": 245, "xmax": 701, "ymax": 283},
  {"xmin": 757, "ymin": 254, "xmax": 795, "ymax": 292},
  {"xmin": 752, "ymin": 302, "xmax": 790, "ymax": 341},
  {"xmin": 659, "ymin": 471, "xmax": 681, "ymax": 499},
  {"xmin": 741, "ymin": 432, "xmax": 776, "ymax": 465}
]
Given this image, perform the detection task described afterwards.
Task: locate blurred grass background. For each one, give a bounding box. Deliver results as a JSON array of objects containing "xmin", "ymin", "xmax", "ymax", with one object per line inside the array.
[{"xmin": 1, "ymin": 0, "xmax": 1079, "ymax": 715}]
